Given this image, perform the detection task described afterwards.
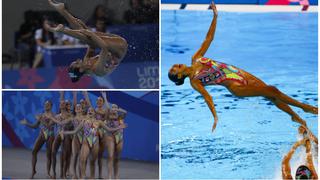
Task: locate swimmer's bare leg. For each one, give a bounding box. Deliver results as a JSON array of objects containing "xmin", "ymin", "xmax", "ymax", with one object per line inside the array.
[
  {"xmin": 80, "ymin": 29, "xmax": 127, "ymax": 57},
  {"xmin": 47, "ymin": 0, "xmax": 88, "ymax": 30},
  {"xmin": 44, "ymin": 23, "xmax": 96, "ymax": 47},
  {"xmin": 31, "ymin": 134, "xmax": 46, "ymax": 179},
  {"xmin": 229, "ymin": 84, "xmax": 318, "ymax": 115}
]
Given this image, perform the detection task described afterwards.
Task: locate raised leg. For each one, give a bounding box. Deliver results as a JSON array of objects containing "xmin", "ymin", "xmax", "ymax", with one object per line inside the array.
[
  {"xmin": 47, "ymin": 0, "xmax": 88, "ymax": 30},
  {"xmin": 105, "ymin": 135, "xmax": 115, "ymax": 179},
  {"xmin": 52, "ymin": 134, "xmax": 62, "ymax": 179},
  {"xmin": 31, "ymin": 134, "xmax": 46, "ymax": 179},
  {"xmin": 114, "ymin": 141, "xmax": 123, "ymax": 180}
]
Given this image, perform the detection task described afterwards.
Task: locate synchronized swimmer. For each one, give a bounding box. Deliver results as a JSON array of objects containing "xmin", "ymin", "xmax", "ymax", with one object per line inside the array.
[
  {"xmin": 168, "ymin": 1, "xmax": 318, "ymax": 133},
  {"xmin": 20, "ymin": 91, "xmax": 127, "ymax": 179},
  {"xmin": 45, "ymin": 0, "xmax": 128, "ymax": 82},
  {"xmin": 168, "ymin": 1, "xmax": 318, "ymax": 177}
]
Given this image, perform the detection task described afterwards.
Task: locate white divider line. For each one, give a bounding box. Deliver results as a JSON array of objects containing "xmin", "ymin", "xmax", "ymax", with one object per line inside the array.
[{"xmin": 162, "ymin": 4, "xmax": 318, "ymax": 12}]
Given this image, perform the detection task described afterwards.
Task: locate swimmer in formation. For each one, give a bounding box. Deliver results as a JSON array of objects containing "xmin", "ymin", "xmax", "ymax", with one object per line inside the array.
[
  {"xmin": 282, "ymin": 126, "xmax": 318, "ymax": 179},
  {"xmin": 45, "ymin": 0, "xmax": 128, "ymax": 82},
  {"xmin": 20, "ymin": 91, "xmax": 128, "ymax": 179},
  {"xmin": 168, "ymin": 1, "xmax": 318, "ymax": 135}
]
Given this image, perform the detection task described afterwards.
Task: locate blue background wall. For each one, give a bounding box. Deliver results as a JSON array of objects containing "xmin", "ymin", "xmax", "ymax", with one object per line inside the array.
[{"xmin": 2, "ymin": 91, "xmax": 159, "ymax": 162}]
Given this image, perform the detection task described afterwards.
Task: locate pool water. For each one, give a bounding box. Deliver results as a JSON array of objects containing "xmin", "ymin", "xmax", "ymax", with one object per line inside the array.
[{"xmin": 161, "ymin": 10, "xmax": 318, "ymax": 179}]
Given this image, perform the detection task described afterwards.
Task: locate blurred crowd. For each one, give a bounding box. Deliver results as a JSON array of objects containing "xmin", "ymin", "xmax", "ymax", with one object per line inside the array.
[{"xmin": 13, "ymin": 0, "xmax": 158, "ymax": 68}]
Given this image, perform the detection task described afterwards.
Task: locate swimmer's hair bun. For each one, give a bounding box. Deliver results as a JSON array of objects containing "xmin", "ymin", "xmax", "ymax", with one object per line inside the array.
[
  {"xmin": 68, "ymin": 66, "xmax": 84, "ymax": 83},
  {"xmin": 295, "ymin": 165, "xmax": 312, "ymax": 179},
  {"xmin": 168, "ymin": 72, "xmax": 185, "ymax": 86}
]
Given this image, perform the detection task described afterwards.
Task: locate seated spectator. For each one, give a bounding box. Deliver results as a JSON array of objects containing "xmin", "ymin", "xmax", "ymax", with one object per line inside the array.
[
  {"xmin": 86, "ymin": 4, "xmax": 113, "ymax": 27},
  {"xmin": 91, "ymin": 17, "xmax": 108, "ymax": 33},
  {"xmin": 32, "ymin": 18, "xmax": 57, "ymax": 68},
  {"xmin": 16, "ymin": 10, "xmax": 40, "ymax": 67},
  {"xmin": 124, "ymin": 0, "xmax": 158, "ymax": 24}
]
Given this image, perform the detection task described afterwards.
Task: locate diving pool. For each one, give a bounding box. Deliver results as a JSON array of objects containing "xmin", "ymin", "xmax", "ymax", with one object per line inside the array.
[{"xmin": 161, "ymin": 10, "xmax": 318, "ymax": 179}]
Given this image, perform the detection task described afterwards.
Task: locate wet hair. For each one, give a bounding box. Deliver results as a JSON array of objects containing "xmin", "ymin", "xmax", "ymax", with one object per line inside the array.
[
  {"xmin": 68, "ymin": 66, "xmax": 84, "ymax": 83},
  {"xmin": 168, "ymin": 72, "xmax": 186, "ymax": 86},
  {"xmin": 295, "ymin": 165, "xmax": 312, "ymax": 179}
]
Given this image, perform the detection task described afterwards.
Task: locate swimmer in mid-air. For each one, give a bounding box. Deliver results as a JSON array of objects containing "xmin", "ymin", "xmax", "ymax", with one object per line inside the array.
[
  {"xmin": 282, "ymin": 126, "xmax": 318, "ymax": 179},
  {"xmin": 45, "ymin": 0, "xmax": 128, "ymax": 82},
  {"xmin": 168, "ymin": 1, "xmax": 318, "ymax": 133}
]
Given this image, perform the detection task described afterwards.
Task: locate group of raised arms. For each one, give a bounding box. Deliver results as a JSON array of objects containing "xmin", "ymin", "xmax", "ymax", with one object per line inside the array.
[{"xmin": 20, "ymin": 91, "xmax": 127, "ymax": 179}]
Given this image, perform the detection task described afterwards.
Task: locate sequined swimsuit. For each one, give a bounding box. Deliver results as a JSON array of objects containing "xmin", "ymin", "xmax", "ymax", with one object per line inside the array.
[
  {"xmin": 83, "ymin": 121, "xmax": 99, "ymax": 148},
  {"xmin": 95, "ymin": 110, "xmax": 106, "ymax": 137},
  {"xmin": 72, "ymin": 118, "xmax": 83, "ymax": 143},
  {"xmin": 193, "ymin": 57, "xmax": 247, "ymax": 86},
  {"xmin": 40, "ymin": 117, "xmax": 55, "ymax": 140},
  {"xmin": 106, "ymin": 119, "xmax": 123, "ymax": 144}
]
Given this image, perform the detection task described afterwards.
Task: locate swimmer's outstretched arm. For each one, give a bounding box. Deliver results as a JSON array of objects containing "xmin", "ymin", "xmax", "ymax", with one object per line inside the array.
[
  {"xmin": 82, "ymin": 91, "xmax": 93, "ymax": 108},
  {"xmin": 20, "ymin": 117, "xmax": 41, "ymax": 129},
  {"xmin": 192, "ymin": 1, "xmax": 218, "ymax": 63},
  {"xmin": 73, "ymin": 91, "xmax": 77, "ymax": 113},
  {"xmin": 101, "ymin": 91, "xmax": 110, "ymax": 110},
  {"xmin": 281, "ymin": 138, "xmax": 306, "ymax": 179},
  {"xmin": 62, "ymin": 122, "xmax": 84, "ymax": 135},
  {"xmin": 305, "ymin": 140, "xmax": 318, "ymax": 179},
  {"xmin": 59, "ymin": 91, "xmax": 64, "ymax": 103},
  {"xmin": 191, "ymin": 80, "xmax": 218, "ymax": 132},
  {"xmin": 46, "ymin": 115, "xmax": 73, "ymax": 126},
  {"xmin": 97, "ymin": 121, "xmax": 127, "ymax": 132}
]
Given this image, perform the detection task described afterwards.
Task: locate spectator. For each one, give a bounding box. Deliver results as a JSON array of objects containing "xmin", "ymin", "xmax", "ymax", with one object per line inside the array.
[
  {"xmin": 86, "ymin": 4, "xmax": 113, "ymax": 27},
  {"xmin": 92, "ymin": 17, "xmax": 108, "ymax": 33},
  {"xmin": 32, "ymin": 18, "xmax": 57, "ymax": 68},
  {"xmin": 124, "ymin": 0, "xmax": 158, "ymax": 24},
  {"xmin": 16, "ymin": 10, "xmax": 40, "ymax": 67}
]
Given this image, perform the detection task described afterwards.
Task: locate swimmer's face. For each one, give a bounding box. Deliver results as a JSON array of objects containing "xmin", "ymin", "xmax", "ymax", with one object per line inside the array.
[
  {"xmin": 169, "ymin": 64, "xmax": 187, "ymax": 75},
  {"xmin": 44, "ymin": 101, "xmax": 52, "ymax": 111},
  {"xmin": 65, "ymin": 101, "xmax": 71, "ymax": 111},
  {"xmin": 168, "ymin": 64, "xmax": 188, "ymax": 86},
  {"xmin": 60, "ymin": 101, "xmax": 66, "ymax": 110},
  {"xmin": 96, "ymin": 97, "xmax": 104, "ymax": 107},
  {"xmin": 111, "ymin": 104, "xmax": 118, "ymax": 110},
  {"xmin": 87, "ymin": 107, "xmax": 95, "ymax": 117},
  {"xmin": 75, "ymin": 104, "xmax": 82, "ymax": 114}
]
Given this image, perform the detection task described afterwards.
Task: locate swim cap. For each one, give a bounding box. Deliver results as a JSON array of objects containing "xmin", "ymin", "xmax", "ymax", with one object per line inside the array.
[{"xmin": 295, "ymin": 165, "xmax": 312, "ymax": 179}]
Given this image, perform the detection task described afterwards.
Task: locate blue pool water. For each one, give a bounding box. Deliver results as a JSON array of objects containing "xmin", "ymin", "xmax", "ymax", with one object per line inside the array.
[{"xmin": 161, "ymin": 10, "xmax": 318, "ymax": 179}]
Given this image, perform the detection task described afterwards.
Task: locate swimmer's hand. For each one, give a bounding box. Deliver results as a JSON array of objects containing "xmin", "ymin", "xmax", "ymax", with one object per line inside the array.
[
  {"xmin": 20, "ymin": 119, "xmax": 28, "ymax": 125},
  {"xmin": 59, "ymin": 131, "xmax": 64, "ymax": 139},
  {"xmin": 212, "ymin": 117, "xmax": 218, "ymax": 133},
  {"xmin": 35, "ymin": 114, "xmax": 43, "ymax": 120},
  {"xmin": 120, "ymin": 123, "xmax": 128, "ymax": 129},
  {"xmin": 210, "ymin": 1, "xmax": 218, "ymax": 15}
]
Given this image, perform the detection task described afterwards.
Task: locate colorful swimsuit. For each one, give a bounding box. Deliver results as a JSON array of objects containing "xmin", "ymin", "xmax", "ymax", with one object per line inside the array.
[
  {"xmin": 72, "ymin": 119, "xmax": 83, "ymax": 143},
  {"xmin": 83, "ymin": 121, "xmax": 99, "ymax": 148},
  {"xmin": 40, "ymin": 117, "xmax": 55, "ymax": 140},
  {"xmin": 106, "ymin": 120, "xmax": 123, "ymax": 144},
  {"xmin": 193, "ymin": 57, "xmax": 247, "ymax": 86},
  {"xmin": 95, "ymin": 111, "xmax": 107, "ymax": 137}
]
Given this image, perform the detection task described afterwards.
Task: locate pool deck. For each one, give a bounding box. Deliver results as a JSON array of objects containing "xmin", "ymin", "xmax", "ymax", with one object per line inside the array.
[
  {"xmin": 161, "ymin": 4, "xmax": 318, "ymax": 12},
  {"xmin": 2, "ymin": 148, "xmax": 159, "ymax": 179}
]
